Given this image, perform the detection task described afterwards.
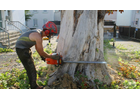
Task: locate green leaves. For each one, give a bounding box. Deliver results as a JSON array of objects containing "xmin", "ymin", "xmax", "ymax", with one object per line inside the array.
[
  {"xmin": 94, "ymin": 79, "xmax": 99, "ymax": 83},
  {"xmin": 0, "ymin": 48, "xmax": 14, "ymax": 53},
  {"xmin": 106, "ymin": 10, "xmax": 124, "ymax": 15},
  {"xmin": 122, "ymin": 80, "xmax": 140, "ymax": 89},
  {"xmin": 44, "ymin": 45, "xmax": 53, "ymax": 54},
  {"xmin": 96, "ymin": 48, "xmax": 99, "ymax": 52},
  {"xmin": 25, "ymin": 10, "xmax": 33, "ymax": 21},
  {"xmin": 0, "ymin": 67, "xmax": 50, "ymax": 89}
]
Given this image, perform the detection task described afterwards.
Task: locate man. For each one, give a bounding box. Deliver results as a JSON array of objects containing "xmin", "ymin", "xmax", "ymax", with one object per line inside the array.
[{"xmin": 16, "ymin": 21, "xmax": 60, "ymax": 89}]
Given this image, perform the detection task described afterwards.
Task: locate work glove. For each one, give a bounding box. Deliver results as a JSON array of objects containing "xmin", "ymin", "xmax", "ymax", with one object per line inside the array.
[
  {"xmin": 51, "ymin": 54, "xmax": 61, "ymax": 60},
  {"xmin": 40, "ymin": 56, "xmax": 45, "ymax": 62}
]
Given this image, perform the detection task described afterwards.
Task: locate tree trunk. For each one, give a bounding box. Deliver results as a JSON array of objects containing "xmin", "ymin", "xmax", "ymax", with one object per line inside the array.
[{"xmin": 48, "ymin": 10, "xmax": 112, "ymax": 86}]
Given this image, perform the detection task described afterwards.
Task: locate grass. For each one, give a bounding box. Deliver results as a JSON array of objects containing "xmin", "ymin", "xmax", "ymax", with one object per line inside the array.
[
  {"xmin": 103, "ymin": 38, "xmax": 140, "ymax": 89},
  {"xmin": 2, "ymin": 63, "xmax": 10, "ymax": 67},
  {"xmin": 104, "ymin": 39, "xmax": 114, "ymax": 61},
  {"xmin": 116, "ymin": 44, "xmax": 127, "ymax": 50},
  {"xmin": 16, "ymin": 59, "xmax": 21, "ymax": 63},
  {"xmin": 93, "ymin": 78, "xmax": 140, "ymax": 89},
  {"xmin": 1, "ymin": 38, "xmax": 140, "ymax": 89}
]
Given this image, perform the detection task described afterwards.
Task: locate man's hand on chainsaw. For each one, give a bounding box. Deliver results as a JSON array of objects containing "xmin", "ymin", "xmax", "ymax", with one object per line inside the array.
[
  {"xmin": 51, "ymin": 54, "xmax": 61, "ymax": 60},
  {"xmin": 40, "ymin": 56, "xmax": 45, "ymax": 62}
]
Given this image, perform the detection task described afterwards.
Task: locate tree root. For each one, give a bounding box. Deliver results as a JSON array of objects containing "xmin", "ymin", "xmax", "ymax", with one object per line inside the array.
[{"xmin": 48, "ymin": 64, "xmax": 112, "ymax": 86}]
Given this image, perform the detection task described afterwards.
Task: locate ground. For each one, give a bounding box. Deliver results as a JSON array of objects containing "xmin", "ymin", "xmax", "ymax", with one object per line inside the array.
[
  {"xmin": 105, "ymin": 38, "xmax": 140, "ymax": 83},
  {"xmin": 0, "ymin": 36, "xmax": 58, "ymax": 73},
  {"xmin": 0, "ymin": 35, "xmax": 140, "ymax": 89}
]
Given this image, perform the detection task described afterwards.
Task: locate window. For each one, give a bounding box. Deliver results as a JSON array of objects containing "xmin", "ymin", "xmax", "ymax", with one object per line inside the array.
[
  {"xmin": 7, "ymin": 10, "xmax": 11, "ymax": 21},
  {"xmin": 43, "ymin": 10, "xmax": 47, "ymax": 12},
  {"xmin": 33, "ymin": 19, "xmax": 38, "ymax": 27},
  {"xmin": 43, "ymin": 10, "xmax": 47, "ymax": 13},
  {"xmin": 43, "ymin": 19, "xmax": 48, "ymax": 24}
]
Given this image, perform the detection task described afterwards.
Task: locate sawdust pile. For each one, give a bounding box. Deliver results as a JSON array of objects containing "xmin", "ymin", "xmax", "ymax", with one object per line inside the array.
[{"xmin": 45, "ymin": 73, "xmax": 94, "ymax": 89}]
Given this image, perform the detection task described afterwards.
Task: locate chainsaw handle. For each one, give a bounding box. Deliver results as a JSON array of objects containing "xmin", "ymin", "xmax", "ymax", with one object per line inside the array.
[
  {"xmin": 45, "ymin": 53, "xmax": 63, "ymax": 67},
  {"xmin": 55, "ymin": 56, "xmax": 63, "ymax": 67}
]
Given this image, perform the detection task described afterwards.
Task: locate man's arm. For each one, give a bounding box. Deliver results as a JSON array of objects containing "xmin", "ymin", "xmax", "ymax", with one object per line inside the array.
[
  {"xmin": 34, "ymin": 35, "xmax": 51, "ymax": 58},
  {"xmin": 30, "ymin": 32, "xmax": 60, "ymax": 60}
]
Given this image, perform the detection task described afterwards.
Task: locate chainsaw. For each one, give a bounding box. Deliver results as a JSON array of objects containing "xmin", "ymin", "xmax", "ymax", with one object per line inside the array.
[{"xmin": 45, "ymin": 53, "xmax": 106, "ymax": 67}]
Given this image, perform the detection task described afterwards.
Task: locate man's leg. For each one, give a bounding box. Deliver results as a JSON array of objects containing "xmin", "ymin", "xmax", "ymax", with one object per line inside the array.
[{"xmin": 16, "ymin": 48, "xmax": 42, "ymax": 89}]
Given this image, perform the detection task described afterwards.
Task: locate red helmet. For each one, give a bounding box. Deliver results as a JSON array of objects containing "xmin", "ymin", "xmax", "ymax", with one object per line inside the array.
[{"xmin": 42, "ymin": 21, "xmax": 57, "ymax": 36}]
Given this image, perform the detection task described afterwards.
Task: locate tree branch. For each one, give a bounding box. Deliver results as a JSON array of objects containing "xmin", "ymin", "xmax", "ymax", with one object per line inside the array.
[{"xmin": 98, "ymin": 10, "xmax": 106, "ymax": 23}]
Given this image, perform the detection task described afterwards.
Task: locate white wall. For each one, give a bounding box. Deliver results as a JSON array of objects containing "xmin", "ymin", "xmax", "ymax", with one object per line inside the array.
[
  {"xmin": 0, "ymin": 10, "xmax": 25, "ymax": 30},
  {"xmin": 27, "ymin": 10, "xmax": 55, "ymax": 29},
  {"xmin": 116, "ymin": 10, "xmax": 132, "ymax": 26},
  {"xmin": 54, "ymin": 11, "xmax": 61, "ymax": 21},
  {"xmin": 11, "ymin": 10, "xmax": 25, "ymax": 26},
  {"xmin": 11, "ymin": 10, "xmax": 25, "ymax": 31}
]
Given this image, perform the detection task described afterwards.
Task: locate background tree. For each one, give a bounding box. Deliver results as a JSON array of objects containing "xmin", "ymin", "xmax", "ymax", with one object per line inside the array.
[
  {"xmin": 25, "ymin": 10, "xmax": 33, "ymax": 24},
  {"xmin": 48, "ymin": 10, "xmax": 123, "ymax": 86}
]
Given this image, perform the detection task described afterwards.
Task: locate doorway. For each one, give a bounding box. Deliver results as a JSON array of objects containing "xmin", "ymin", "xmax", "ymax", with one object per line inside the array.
[{"xmin": 0, "ymin": 10, "xmax": 2, "ymax": 28}]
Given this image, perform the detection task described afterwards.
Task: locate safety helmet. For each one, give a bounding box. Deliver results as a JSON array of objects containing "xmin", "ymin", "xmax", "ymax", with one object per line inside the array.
[{"xmin": 42, "ymin": 21, "xmax": 57, "ymax": 37}]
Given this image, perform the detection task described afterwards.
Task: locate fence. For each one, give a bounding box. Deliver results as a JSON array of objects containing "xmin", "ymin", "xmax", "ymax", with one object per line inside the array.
[
  {"xmin": 5, "ymin": 20, "xmax": 30, "ymax": 33},
  {"xmin": 0, "ymin": 27, "xmax": 10, "ymax": 48}
]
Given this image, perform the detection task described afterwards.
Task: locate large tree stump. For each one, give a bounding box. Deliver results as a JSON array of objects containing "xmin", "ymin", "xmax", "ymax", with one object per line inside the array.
[{"xmin": 48, "ymin": 10, "xmax": 112, "ymax": 86}]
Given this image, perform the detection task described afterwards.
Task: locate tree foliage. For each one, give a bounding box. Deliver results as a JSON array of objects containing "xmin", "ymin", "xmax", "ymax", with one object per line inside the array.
[
  {"xmin": 25, "ymin": 10, "xmax": 33, "ymax": 21},
  {"xmin": 106, "ymin": 10, "xmax": 124, "ymax": 15}
]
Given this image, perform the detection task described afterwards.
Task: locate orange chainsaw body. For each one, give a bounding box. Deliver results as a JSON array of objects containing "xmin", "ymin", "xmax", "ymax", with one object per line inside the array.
[
  {"xmin": 46, "ymin": 58, "xmax": 57, "ymax": 65},
  {"xmin": 45, "ymin": 53, "xmax": 62, "ymax": 65}
]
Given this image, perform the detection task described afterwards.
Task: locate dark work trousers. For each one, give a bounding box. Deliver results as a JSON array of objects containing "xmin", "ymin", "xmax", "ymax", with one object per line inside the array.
[{"xmin": 16, "ymin": 48, "xmax": 37, "ymax": 89}]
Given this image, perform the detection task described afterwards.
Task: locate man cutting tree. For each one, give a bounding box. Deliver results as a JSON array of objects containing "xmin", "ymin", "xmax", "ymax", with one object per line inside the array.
[{"xmin": 15, "ymin": 21, "xmax": 61, "ymax": 89}]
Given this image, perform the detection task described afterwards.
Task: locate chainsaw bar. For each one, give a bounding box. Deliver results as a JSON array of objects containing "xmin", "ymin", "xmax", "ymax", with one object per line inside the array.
[{"xmin": 63, "ymin": 61, "xmax": 106, "ymax": 64}]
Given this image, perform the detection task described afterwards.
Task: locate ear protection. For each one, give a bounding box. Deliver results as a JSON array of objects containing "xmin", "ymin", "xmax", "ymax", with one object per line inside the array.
[
  {"xmin": 42, "ymin": 21, "xmax": 57, "ymax": 37},
  {"xmin": 44, "ymin": 29, "xmax": 50, "ymax": 36}
]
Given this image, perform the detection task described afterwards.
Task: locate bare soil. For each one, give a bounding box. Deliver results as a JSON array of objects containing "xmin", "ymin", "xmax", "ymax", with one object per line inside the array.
[
  {"xmin": 106, "ymin": 38, "xmax": 140, "ymax": 82},
  {"xmin": 0, "ymin": 37, "xmax": 140, "ymax": 89},
  {"xmin": 0, "ymin": 36, "xmax": 58, "ymax": 74},
  {"xmin": 0, "ymin": 52, "xmax": 23, "ymax": 73}
]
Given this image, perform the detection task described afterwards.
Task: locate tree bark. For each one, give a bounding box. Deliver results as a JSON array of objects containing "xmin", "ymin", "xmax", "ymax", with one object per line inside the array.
[{"xmin": 48, "ymin": 10, "xmax": 112, "ymax": 86}]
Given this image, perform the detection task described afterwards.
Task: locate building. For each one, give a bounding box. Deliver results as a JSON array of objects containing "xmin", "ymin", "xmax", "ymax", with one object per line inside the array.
[
  {"xmin": 116, "ymin": 10, "xmax": 140, "ymax": 27},
  {"xmin": 0, "ymin": 10, "xmax": 26, "ymax": 31},
  {"xmin": 54, "ymin": 10, "xmax": 61, "ymax": 21},
  {"xmin": 116, "ymin": 10, "xmax": 140, "ymax": 39},
  {"xmin": 104, "ymin": 11, "xmax": 117, "ymax": 33},
  {"xmin": 0, "ymin": 10, "xmax": 29, "ymax": 49},
  {"xmin": 26, "ymin": 10, "xmax": 61, "ymax": 30}
]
